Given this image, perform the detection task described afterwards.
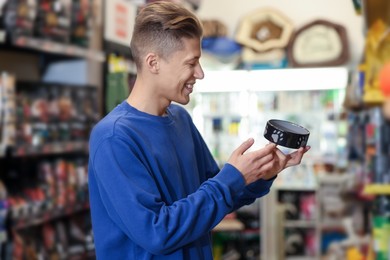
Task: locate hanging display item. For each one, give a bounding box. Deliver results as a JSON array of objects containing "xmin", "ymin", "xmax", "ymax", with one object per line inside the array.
[
  {"xmin": 235, "ymin": 8, "xmax": 293, "ymax": 52},
  {"xmin": 379, "ymin": 62, "xmax": 390, "ymax": 119},
  {"xmin": 201, "ymin": 19, "xmax": 242, "ymax": 70},
  {"xmin": 351, "ymin": 0, "xmax": 362, "ymax": 15},
  {"xmin": 287, "ymin": 19, "xmax": 349, "ymax": 68},
  {"xmin": 201, "ymin": 37, "xmax": 242, "ymax": 71},
  {"xmin": 361, "ymin": 20, "xmax": 390, "ymax": 104},
  {"xmin": 234, "ymin": 8, "xmax": 293, "ymax": 69}
]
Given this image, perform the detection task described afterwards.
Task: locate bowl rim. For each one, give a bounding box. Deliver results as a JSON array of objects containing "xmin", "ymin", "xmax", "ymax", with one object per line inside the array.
[{"xmin": 267, "ymin": 119, "xmax": 310, "ymax": 135}]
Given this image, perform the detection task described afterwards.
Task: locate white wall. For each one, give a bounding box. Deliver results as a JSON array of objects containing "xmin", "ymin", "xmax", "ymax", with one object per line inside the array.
[{"xmin": 196, "ymin": 0, "xmax": 365, "ymax": 67}]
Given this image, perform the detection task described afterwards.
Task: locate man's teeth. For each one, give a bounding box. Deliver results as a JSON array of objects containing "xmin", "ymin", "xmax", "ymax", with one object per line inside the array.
[{"xmin": 186, "ymin": 84, "xmax": 193, "ymax": 89}]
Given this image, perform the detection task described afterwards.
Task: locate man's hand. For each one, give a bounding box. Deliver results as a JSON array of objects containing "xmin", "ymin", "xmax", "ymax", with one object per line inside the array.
[
  {"xmin": 261, "ymin": 145, "xmax": 311, "ymax": 180},
  {"xmin": 227, "ymin": 138, "xmax": 277, "ymax": 185},
  {"xmin": 228, "ymin": 138, "xmax": 311, "ymax": 185}
]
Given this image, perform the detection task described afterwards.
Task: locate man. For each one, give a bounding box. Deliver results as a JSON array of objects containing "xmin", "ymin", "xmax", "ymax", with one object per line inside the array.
[{"xmin": 88, "ymin": 1, "xmax": 310, "ymax": 259}]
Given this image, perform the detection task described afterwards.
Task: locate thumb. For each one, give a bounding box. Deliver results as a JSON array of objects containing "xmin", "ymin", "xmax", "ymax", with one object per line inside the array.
[{"xmin": 234, "ymin": 138, "xmax": 255, "ymax": 155}]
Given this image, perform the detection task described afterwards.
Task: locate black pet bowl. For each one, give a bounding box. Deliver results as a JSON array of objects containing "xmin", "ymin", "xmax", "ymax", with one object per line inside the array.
[{"xmin": 263, "ymin": 119, "xmax": 310, "ymax": 149}]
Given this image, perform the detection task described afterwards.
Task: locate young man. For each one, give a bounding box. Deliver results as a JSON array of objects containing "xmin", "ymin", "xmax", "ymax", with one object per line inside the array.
[{"xmin": 88, "ymin": 1, "xmax": 310, "ymax": 259}]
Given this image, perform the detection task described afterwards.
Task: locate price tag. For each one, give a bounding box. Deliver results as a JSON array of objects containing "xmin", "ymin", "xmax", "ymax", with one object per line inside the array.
[
  {"xmin": 43, "ymin": 144, "xmax": 50, "ymax": 154},
  {"xmin": 28, "ymin": 38, "xmax": 40, "ymax": 48},
  {"xmin": 17, "ymin": 147, "xmax": 25, "ymax": 156},
  {"xmin": 65, "ymin": 142, "xmax": 73, "ymax": 151},
  {"xmin": 0, "ymin": 30, "xmax": 5, "ymax": 43},
  {"xmin": 52, "ymin": 43, "xmax": 63, "ymax": 53},
  {"xmin": 0, "ymin": 231, "xmax": 7, "ymax": 243},
  {"xmin": 15, "ymin": 36, "xmax": 26, "ymax": 46},
  {"xmin": 66, "ymin": 46, "xmax": 75, "ymax": 55},
  {"xmin": 42, "ymin": 42, "xmax": 52, "ymax": 51}
]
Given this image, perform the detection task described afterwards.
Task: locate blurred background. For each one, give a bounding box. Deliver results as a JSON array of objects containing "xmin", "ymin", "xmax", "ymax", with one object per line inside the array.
[{"xmin": 0, "ymin": 0, "xmax": 389, "ymax": 259}]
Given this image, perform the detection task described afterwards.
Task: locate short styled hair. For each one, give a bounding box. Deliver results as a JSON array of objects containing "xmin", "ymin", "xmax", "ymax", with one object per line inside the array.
[{"xmin": 130, "ymin": 1, "xmax": 203, "ymax": 69}]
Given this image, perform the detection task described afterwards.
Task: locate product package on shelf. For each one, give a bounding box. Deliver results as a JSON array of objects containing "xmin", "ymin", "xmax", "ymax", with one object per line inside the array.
[
  {"xmin": 0, "ymin": 72, "xmax": 16, "ymax": 157},
  {"xmin": 70, "ymin": 0, "xmax": 92, "ymax": 47},
  {"xmin": 35, "ymin": 0, "xmax": 72, "ymax": 43},
  {"xmin": 6, "ymin": 157, "xmax": 89, "ymax": 225},
  {"xmin": 2, "ymin": 0, "xmax": 37, "ymax": 38},
  {"xmin": 0, "ymin": 150, "xmax": 91, "ymax": 259},
  {"xmin": 105, "ymin": 54, "xmax": 137, "ymax": 114},
  {"xmin": 10, "ymin": 208, "xmax": 94, "ymax": 259},
  {"xmin": 348, "ymin": 107, "xmax": 390, "ymax": 191},
  {"xmin": 0, "ymin": 180, "xmax": 9, "ymax": 252},
  {"xmin": 14, "ymin": 82, "xmax": 99, "ymax": 156},
  {"xmin": 0, "ymin": 0, "xmax": 6, "ymax": 42}
]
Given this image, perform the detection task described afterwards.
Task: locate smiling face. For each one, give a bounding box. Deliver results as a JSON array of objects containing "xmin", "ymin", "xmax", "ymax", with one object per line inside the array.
[
  {"xmin": 128, "ymin": 1, "xmax": 205, "ymax": 115},
  {"xmin": 156, "ymin": 37, "xmax": 204, "ymax": 105}
]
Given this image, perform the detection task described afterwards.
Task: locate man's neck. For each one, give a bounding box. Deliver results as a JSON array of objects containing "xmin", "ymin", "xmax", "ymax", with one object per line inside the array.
[{"xmin": 127, "ymin": 80, "xmax": 169, "ymax": 116}]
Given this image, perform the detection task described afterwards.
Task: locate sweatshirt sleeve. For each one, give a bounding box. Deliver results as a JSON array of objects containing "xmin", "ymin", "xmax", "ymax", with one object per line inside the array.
[
  {"xmin": 90, "ymin": 136, "xmax": 246, "ymax": 255},
  {"xmin": 231, "ymin": 175, "xmax": 277, "ymax": 211}
]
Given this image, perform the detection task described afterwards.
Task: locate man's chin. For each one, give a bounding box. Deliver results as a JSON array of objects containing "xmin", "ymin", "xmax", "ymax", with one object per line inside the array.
[{"xmin": 175, "ymin": 97, "xmax": 191, "ymax": 105}]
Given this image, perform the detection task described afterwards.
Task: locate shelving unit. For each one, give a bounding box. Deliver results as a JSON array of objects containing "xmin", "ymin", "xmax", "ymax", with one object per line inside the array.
[
  {"xmin": 350, "ymin": 1, "xmax": 390, "ymax": 258},
  {"xmin": 262, "ymin": 186, "xmax": 319, "ymax": 260},
  {"xmin": 343, "ymin": 107, "xmax": 390, "ymax": 259},
  {"xmin": 212, "ymin": 204, "xmax": 262, "ymax": 260},
  {"xmin": 11, "ymin": 203, "xmax": 90, "ymax": 231},
  {"xmin": 0, "ymin": 1, "xmax": 104, "ymax": 257},
  {"xmin": 8, "ymin": 35, "xmax": 105, "ymax": 62}
]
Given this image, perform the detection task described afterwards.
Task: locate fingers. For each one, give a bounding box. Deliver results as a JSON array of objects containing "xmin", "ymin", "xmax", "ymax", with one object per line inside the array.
[
  {"xmin": 234, "ymin": 138, "xmax": 255, "ymax": 156},
  {"xmin": 256, "ymin": 159, "xmax": 275, "ymax": 177},
  {"xmin": 238, "ymin": 142, "xmax": 276, "ymax": 168},
  {"xmin": 285, "ymin": 145, "xmax": 311, "ymax": 168},
  {"xmin": 252, "ymin": 145, "xmax": 311, "ymax": 182},
  {"xmin": 253, "ymin": 152, "xmax": 275, "ymax": 168},
  {"xmin": 251, "ymin": 143, "xmax": 276, "ymax": 159},
  {"xmin": 275, "ymin": 148, "xmax": 289, "ymax": 166}
]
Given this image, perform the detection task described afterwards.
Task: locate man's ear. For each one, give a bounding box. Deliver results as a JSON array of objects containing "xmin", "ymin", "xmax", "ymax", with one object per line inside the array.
[{"xmin": 145, "ymin": 52, "xmax": 159, "ymax": 74}]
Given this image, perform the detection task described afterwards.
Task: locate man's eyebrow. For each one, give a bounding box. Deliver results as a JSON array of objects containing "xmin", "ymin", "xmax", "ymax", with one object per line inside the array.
[{"xmin": 185, "ymin": 56, "xmax": 200, "ymax": 62}]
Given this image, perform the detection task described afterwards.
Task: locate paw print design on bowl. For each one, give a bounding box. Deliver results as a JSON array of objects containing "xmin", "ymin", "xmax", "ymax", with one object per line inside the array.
[
  {"xmin": 271, "ymin": 130, "xmax": 284, "ymax": 143},
  {"xmin": 297, "ymin": 136, "xmax": 307, "ymax": 147}
]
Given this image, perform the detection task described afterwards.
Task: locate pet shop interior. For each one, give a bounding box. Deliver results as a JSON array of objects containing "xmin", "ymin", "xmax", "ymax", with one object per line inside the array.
[{"xmin": 0, "ymin": 0, "xmax": 390, "ymax": 259}]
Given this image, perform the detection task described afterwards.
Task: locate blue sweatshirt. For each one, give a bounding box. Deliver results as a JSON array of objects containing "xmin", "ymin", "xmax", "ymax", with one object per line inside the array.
[{"xmin": 88, "ymin": 101, "xmax": 275, "ymax": 259}]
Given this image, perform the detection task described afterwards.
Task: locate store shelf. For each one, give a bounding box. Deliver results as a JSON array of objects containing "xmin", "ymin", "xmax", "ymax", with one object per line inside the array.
[
  {"xmin": 13, "ymin": 141, "xmax": 89, "ymax": 157},
  {"xmin": 0, "ymin": 3, "xmax": 103, "ymax": 257},
  {"xmin": 10, "ymin": 35, "xmax": 105, "ymax": 62},
  {"xmin": 363, "ymin": 184, "xmax": 390, "ymax": 195},
  {"xmin": 17, "ymin": 80, "xmax": 98, "ymax": 89},
  {"xmin": 284, "ymin": 220, "xmax": 317, "ymax": 228},
  {"xmin": 320, "ymin": 221, "xmax": 345, "ymax": 232},
  {"xmin": 12, "ymin": 203, "xmax": 90, "ymax": 231}
]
